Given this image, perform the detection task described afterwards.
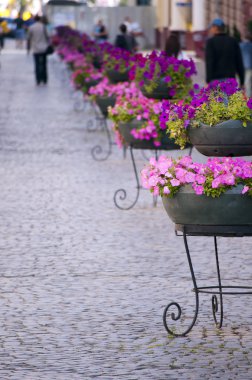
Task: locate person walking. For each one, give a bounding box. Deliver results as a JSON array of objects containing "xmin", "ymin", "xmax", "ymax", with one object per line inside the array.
[
  {"xmin": 123, "ymin": 16, "xmax": 143, "ymax": 50},
  {"xmin": 165, "ymin": 32, "xmax": 181, "ymax": 58},
  {"xmin": 27, "ymin": 15, "xmax": 49, "ymax": 86},
  {"xmin": 114, "ymin": 24, "xmax": 137, "ymax": 53},
  {"xmin": 92, "ymin": 19, "xmax": 108, "ymax": 43},
  {"xmin": 0, "ymin": 19, "xmax": 9, "ymax": 50},
  {"xmin": 205, "ymin": 18, "xmax": 244, "ymax": 87},
  {"xmin": 15, "ymin": 13, "xmax": 25, "ymax": 49},
  {"xmin": 240, "ymin": 34, "xmax": 252, "ymax": 97}
]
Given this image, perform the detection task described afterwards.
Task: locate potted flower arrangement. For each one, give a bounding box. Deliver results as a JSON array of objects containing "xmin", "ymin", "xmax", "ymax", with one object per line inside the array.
[
  {"xmin": 88, "ymin": 78, "xmax": 133, "ymax": 117},
  {"xmin": 108, "ymin": 83, "xmax": 180, "ymax": 150},
  {"xmin": 161, "ymin": 79, "xmax": 252, "ymax": 155},
  {"xmin": 55, "ymin": 26, "xmax": 83, "ymax": 52},
  {"xmin": 70, "ymin": 58, "xmax": 103, "ymax": 93},
  {"xmin": 80, "ymin": 34, "xmax": 103, "ymax": 69},
  {"xmin": 102, "ymin": 45, "xmax": 133, "ymax": 83},
  {"xmin": 57, "ymin": 47, "xmax": 84, "ymax": 71},
  {"xmin": 141, "ymin": 155, "xmax": 252, "ymax": 225},
  {"xmin": 129, "ymin": 51, "xmax": 197, "ymax": 100}
]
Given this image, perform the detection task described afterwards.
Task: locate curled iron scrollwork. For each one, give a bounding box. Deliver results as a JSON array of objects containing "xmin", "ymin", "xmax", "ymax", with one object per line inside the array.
[{"xmin": 113, "ymin": 188, "xmax": 140, "ymax": 210}]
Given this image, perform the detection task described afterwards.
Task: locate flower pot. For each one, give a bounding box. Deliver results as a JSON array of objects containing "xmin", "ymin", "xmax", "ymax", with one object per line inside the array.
[
  {"xmin": 140, "ymin": 78, "xmax": 190, "ymax": 100},
  {"xmin": 106, "ymin": 69, "xmax": 129, "ymax": 84},
  {"xmin": 140, "ymin": 80, "xmax": 172, "ymax": 100},
  {"xmin": 95, "ymin": 96, "xmax": 116, "ymax": 117},
  {"xmin": 162, "ymin": 184, "xmax": 252, "ymax": 226},
  {"xmin": 92, "ymin": 56, "xmax": 102, "ymax": 70},
  {"xmin": 118, "ymin": 121, "xmax": 181, "ymax": 150},
  {"xmin": 84, "ymin": 79, "xmax": 101, "ymax": 91},
  {"xmin": 188, "ymin": 120, "xmax": 252, "ymax": 157}
]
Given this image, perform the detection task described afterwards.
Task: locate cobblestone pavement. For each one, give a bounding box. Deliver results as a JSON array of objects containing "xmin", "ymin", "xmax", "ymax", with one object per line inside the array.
[{"xmin": 0, "ymin": 44, "xmax": 252, "ymax": 380}]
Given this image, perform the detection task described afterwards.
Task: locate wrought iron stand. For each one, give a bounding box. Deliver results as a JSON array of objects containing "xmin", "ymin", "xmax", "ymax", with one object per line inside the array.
[
  {"xmin": 163, "ymin": 224, "xmax": 252, "ymax": 337},
  {"xmin": 91, "ymin": 116, "xmax": 116, "ymax": 161},
  {"xmin": 113, "ymin": 146, "xmax": 159, "ymax": 210},
  {"xmin": 114, "ymin": 146, "xmax": 193, "ymax": 210}
]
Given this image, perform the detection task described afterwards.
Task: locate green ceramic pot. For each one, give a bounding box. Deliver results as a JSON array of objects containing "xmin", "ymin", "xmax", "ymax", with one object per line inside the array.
[
  {"xmin": 188, "ymin": 120, "xmax": 252, "ymax": 157},
  {"xmin": 95, "ymin": 96, "xmax": 116, "ymax": 117},
  {"xmin": 162, "ymin": 184, "xmax": 252, "ymax": 226},
  {"xmin": 84, "ymin": 79, "xmax": 101, "ymax": 92},
  {"xmin": 140, "ymin": 80, "xmax": 172, "ymax": 100},
  {"xmin": 106, "ymin": 69, "xmax": 129, "ymax": 84},
  {"xmin": 118, "ymin": 120, "xmax": 181, "ymax": 150}
]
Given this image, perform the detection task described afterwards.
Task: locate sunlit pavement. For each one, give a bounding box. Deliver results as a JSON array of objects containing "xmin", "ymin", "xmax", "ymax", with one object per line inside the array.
[{"xmin": 0, "ymin": 39, "xmax": 252, "ymax": 379}]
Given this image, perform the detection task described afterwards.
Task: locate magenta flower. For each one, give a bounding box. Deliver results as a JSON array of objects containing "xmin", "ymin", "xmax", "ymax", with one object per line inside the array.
[
  {"xmin": 171, "ymin": 178, "xmax": 180, "ymax": 187},
  {"xmin": 192, "ymin": 184, "xmax": 204, "ymax": 195},
  {"xmin": 141, "ymin": 156, "xmax": 252, "ymax": 198},
  {"xmin": 242, "ymin": 185, "xmax": 249, "ymax": 194}
]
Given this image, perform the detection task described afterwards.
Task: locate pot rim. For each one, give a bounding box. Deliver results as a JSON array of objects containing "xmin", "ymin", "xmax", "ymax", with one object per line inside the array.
[
  {"xmin": 190, "ymin": 119, "xmax": 252, "ymax": 130},
  {"xmin": 162, "ymin": 183, "xmax": 247, "ymax": 198}
]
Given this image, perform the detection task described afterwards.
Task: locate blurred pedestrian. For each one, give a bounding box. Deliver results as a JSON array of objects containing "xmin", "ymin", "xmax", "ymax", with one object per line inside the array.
[
  {"xmin": 15, "ymin": 13, "xmax": 25, "ymax": 48},
  {"xmin": 124, "ymin": 16, "xmax": 143, "ymax": 38},
  {"xmin": 92, "ymin": 19, "xmax": 108, "ymax": 43},
  {"xmin": 0, "ymin": 22, "xmax": 4, "ymax": 50},
  {"xmin": 240, "ymin": 34, "xmax": 252, "ymax": 97},
  {"xmin": 0, "ymin": 19, "xmax": 9, "ymax": 50},
  {"xmin": 27, "ymin": 15, "xmax": 49, "ymax": 86},
  {"xmin": 205, "ymin": 18, "xmax": 244, "ymax": 87},
  {"xmin": 114, "ymin": 24, "xmax": 137, "ymax": 52},
  {"xmin": 165, "ymin": 32, "xmax": 181, "ymax": 58},
  {"xmin": 124, "ymin": 16, "xmax": 144, "ymax": 50},
  {"xmin": 165, "ymin": 32, "xmax": 189, "ymax": 60}
]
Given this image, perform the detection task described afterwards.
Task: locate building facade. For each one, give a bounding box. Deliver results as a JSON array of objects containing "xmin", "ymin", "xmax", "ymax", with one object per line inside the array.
[{"xmin": 153, "ymin": 0, "xmax": 252, "ymax": 54}]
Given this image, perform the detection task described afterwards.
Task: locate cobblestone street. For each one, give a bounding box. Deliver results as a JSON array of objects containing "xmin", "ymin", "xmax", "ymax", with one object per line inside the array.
[{"xmin": 1, "ymin": 45, "xmax": 252, "ymax": 379}]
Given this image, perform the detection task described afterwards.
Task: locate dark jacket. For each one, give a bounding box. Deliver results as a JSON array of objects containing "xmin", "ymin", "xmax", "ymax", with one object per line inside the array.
[
  {"xmin": 114, "ymin": 34, "xmax": 137, "ymax": 52},
  {"xmin": 205, "ymin": 33, "xmax": 245, "ymax": 85}
]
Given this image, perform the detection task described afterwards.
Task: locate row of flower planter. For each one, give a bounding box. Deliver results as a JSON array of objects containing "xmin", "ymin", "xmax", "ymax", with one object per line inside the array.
[
  {"xmin": 86, "ymin": 75, "xmax": 252, "ymax": 229},
  {"xmin": 56, "ymin": 27, "xmax": 252, "ymax": 337},
  {"xmin": 55, "ymin": 27, "xmax": 252, "ymax": 230}
]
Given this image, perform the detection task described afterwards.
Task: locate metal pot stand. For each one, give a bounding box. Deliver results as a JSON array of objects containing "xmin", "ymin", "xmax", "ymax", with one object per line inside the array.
[{"xmin": 163, "ymin": 224, "xmax": 252, "ymax": 337}]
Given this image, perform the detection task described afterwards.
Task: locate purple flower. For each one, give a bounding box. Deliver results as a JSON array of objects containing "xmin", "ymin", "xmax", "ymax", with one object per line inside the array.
[
  {"xmin": 184, "ymin": 120, "xmax": 190, "ymax": 128},
  {"xmin": 164, "ymin": 76, "xmax": 171, "ymax": 83},
  {"xmin": 169, "ymin": 88, "xmax": 176, "ymax": 97},
  {"xmin": 247, "ymin": 98, "xmax": 252, "ymax": 109}
]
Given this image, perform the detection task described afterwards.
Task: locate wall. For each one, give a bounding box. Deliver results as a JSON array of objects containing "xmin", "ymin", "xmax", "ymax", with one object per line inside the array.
[{"xmin": 47, "ymin": 5, "xmax": 156, "ymax": 49}]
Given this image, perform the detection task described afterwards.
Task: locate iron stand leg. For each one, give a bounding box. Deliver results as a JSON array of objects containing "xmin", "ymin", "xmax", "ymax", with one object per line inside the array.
[
  {"xmin": 163, "ymin": 228, "xmax": 199, "ymax": 336},
  {"xmin": 212, "ymin": 236, "xmax": 224, "ymax": 328},
  {"xmin": 123, "ymin": 145, "xmax": 127, "ymax": 159},
  {"xmin": 91, "ymin": 118, "xmax": 113, "ymax": 161},
  {"xmin": 113, "ymin": 146, "xmax": 141, "ymax": 210}
]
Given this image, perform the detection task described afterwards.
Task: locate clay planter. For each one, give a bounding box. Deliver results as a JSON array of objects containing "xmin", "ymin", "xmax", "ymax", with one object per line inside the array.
[
  {"xmin": 118, "ymin": 120, "xmax": 181, "ymax": 150},
  {"xmin": 95, "ymin": 96, "xmax": 116, "ymax": 118},
  {"xmin": 84, "ymin": 79, "xmax": 101, "ymax": 92},
  {"xmin": 140, "ymin": 78, "xmax": 190, "ymax": 100},
  {"xmin": 188, "ymin": 120, "xmax": 252, "ymax": 157},
  {"xmin": 162, "ymin": 184, "xmax": 252, "ymax": 226},
  {"xmin": 140, "ymin": 80, "xmax": 172, "ymax": 100},
  {"xmin": 106, "ymin": 69, "xmax": 129, "ymax": 84},
  {"xmin": 92, "ymin": 56, "xmax": 102, "ymax": 69}
]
